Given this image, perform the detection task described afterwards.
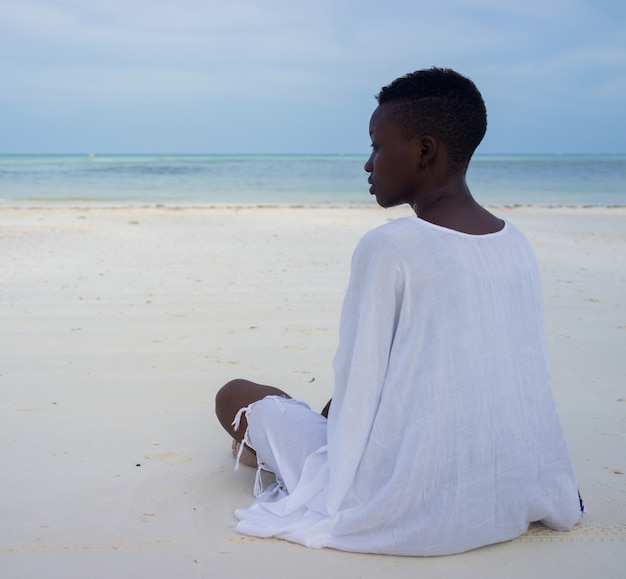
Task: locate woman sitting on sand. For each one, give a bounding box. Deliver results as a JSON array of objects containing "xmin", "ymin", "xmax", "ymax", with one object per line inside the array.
[{"xmin": 215, "ymin": 67, "xmax": 583, "ymax": 556}]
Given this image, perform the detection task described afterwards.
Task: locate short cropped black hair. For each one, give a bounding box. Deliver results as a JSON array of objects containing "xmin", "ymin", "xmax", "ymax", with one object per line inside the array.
[{"xmin": 376, "ymin": 67, "xmax": 487, "ymax": 173}]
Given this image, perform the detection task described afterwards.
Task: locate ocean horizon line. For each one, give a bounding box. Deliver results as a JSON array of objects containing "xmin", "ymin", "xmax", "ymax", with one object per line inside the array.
[{"xmin": 1, "ymin": 152, "xmax": 625, "ymax": 159}]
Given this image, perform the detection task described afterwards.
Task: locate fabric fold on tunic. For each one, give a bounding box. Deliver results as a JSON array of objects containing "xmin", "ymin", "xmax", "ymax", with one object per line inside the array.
[{"xmin": 235, "ymin": 216, "xmax": 582, "ymax": 555}]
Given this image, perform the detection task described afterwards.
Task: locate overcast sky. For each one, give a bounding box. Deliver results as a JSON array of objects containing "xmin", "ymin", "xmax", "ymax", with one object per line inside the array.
[{"xmin": 1, "ymin": 0, "xmax": 624, "ymax": 155}]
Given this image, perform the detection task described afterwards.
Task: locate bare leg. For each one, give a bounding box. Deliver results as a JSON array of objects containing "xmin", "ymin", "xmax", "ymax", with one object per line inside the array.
[
  {"xmin": 215, "ymin": 378, "xmax": 291, "ymax": 443},
  {"xmin": 231, "ymin": 439, "xmax": 258, "ymax": 467}
]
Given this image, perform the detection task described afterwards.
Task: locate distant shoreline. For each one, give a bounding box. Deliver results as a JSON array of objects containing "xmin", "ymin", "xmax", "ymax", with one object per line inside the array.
[{"xmin": 2, "ymin": 202, "xmax": 625, "ymax": 211}]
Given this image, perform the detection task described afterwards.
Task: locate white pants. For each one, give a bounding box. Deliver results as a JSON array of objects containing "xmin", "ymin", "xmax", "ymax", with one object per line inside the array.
[{"xmin": 234, "ymin": 396, "xmax": 327, "ymax": 494}]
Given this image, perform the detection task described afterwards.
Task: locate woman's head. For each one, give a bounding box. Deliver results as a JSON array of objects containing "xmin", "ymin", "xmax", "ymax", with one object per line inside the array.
[{"xmin": 376, "ymin": 68, "xmax": 487, "ymax": 174}]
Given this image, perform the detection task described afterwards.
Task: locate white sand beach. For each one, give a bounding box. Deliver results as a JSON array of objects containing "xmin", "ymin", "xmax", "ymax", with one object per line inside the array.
[{"xmin": 1, "ymin": 205, "xmax": 624, "ymax": 578}]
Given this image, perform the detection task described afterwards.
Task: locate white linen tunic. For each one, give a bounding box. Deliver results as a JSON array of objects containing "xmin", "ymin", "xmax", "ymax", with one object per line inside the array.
[{"xmin": 235, "ymin": 216, "xmax": 582, "ymax": 555}]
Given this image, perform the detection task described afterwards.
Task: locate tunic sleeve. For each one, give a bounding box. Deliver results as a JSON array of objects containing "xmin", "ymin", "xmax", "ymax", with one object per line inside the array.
[{"xmin": 326, "ymin": 230, "xmax": 403, "ymax": 514}]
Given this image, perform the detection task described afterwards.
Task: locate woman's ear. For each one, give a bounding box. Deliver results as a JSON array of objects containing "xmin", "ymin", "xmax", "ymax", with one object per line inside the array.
[{"xmin": 419, "ymin": 135, "xmax": 438, "ymax": 167}]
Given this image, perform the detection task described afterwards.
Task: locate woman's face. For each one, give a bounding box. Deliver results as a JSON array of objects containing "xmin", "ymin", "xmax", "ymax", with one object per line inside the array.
[{"xmin": 364, "ymin": 104, "xmax": 422, "ymax": 209}]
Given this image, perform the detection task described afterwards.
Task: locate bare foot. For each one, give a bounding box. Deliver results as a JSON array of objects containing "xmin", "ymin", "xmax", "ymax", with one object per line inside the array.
[{"xmin": 231, "ymin": 439, "xmax": 258, "ymax": 468}]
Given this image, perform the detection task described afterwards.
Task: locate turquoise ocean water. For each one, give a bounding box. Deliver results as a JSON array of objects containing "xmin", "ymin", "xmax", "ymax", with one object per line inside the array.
[{"xmin": 0, "ymin": 154, "xmax": 625, "ymax": 206}]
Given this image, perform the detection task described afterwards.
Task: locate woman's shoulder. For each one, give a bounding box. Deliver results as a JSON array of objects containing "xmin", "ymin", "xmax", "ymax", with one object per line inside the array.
[
  {"xmin": 359, "ymin": 216, "xmax": 416, "ymax": 244},
  {"xmin": 353, "ymin": 217, "xmax": 413, "ymax": 256},
  {"xmin": 356, "ymin": 215, "xmax": 532, "ymax": 262},
  {"xmin": 350, "ymin": 217, "xmax": 433, "ymax": 275}
]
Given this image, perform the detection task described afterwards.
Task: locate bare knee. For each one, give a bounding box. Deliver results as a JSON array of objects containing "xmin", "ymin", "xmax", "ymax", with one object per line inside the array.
[
  {"xmin": 215, "ymin": 379, "xmax": 247, "ymax": 432},
  {"xmin": 215, "ymin": 378, "xmax": 241, "ymax": 409},
  {"xmin": 214, "ymin": 378, "xmax": 292, "ymax": 441}
]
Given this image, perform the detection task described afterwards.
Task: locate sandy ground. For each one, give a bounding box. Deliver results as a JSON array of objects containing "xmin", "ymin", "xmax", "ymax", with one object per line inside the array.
[{"xmin": 1, "ymin": 204, "xmax": 624, "ymax": 578}]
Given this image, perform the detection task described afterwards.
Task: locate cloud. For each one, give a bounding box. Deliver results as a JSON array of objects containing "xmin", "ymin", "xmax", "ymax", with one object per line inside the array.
[{"xmin": 0, "ymin": 0, "xmax": 624, "ymax": 152}]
